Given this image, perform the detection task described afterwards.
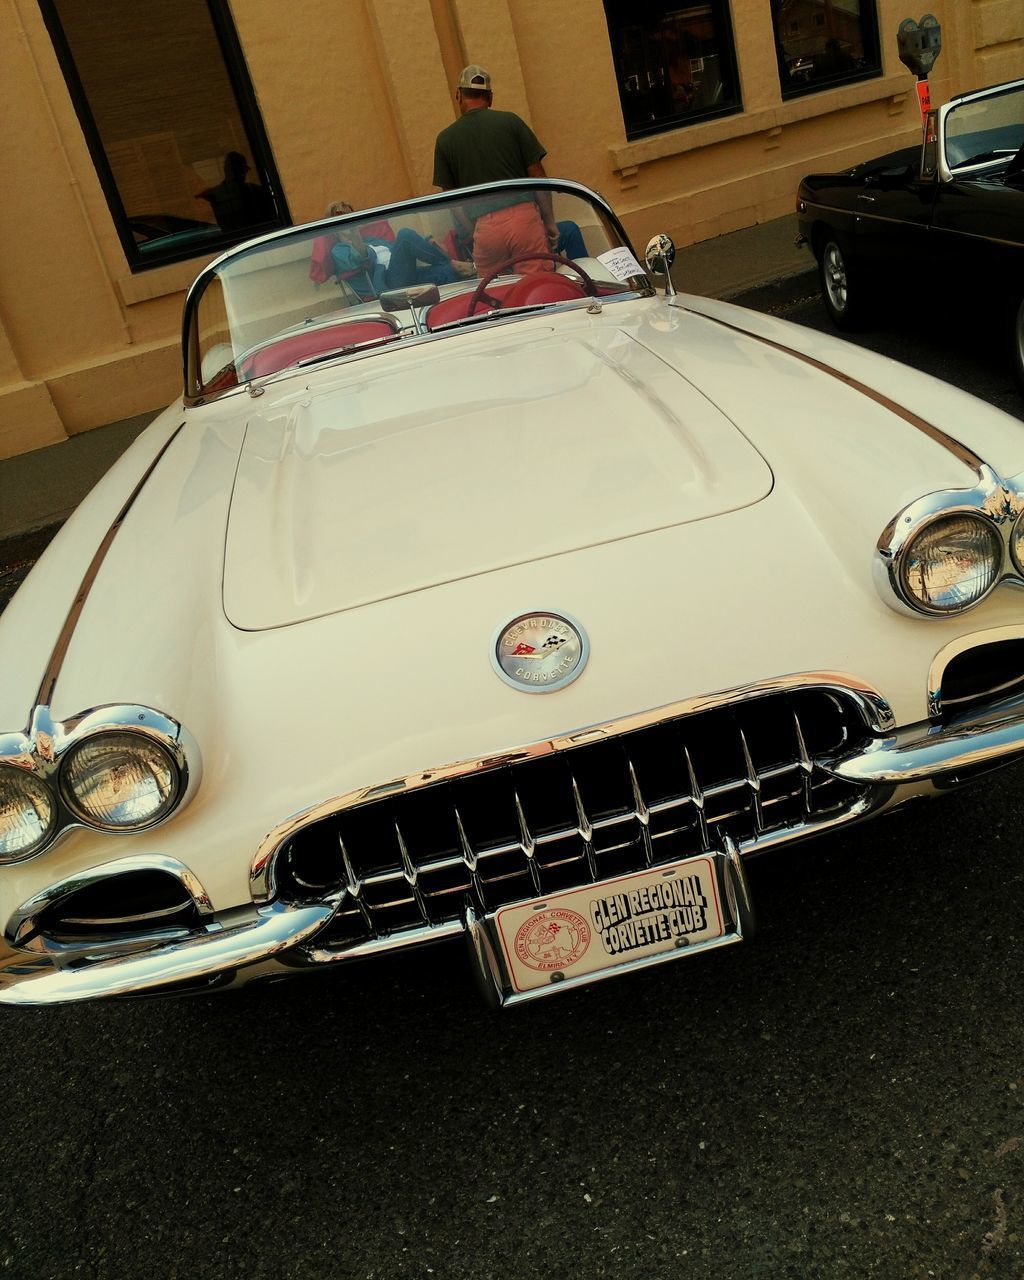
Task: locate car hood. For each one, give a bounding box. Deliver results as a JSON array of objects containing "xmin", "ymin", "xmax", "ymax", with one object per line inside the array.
[{"xmin": 222, "ymin": 326, "xmax": 774, "ymax": 630}]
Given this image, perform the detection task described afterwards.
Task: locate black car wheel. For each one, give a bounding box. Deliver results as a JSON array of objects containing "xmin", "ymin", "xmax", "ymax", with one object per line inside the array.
[{"xmin": 818, "ymin": 235, "xmax": 867, "ymax": 331}]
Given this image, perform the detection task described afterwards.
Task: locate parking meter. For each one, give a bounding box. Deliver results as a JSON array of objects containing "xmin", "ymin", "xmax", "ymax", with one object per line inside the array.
[{"xmin": 898, "ymin": 15, "xmax": 941, "ymax": 118}]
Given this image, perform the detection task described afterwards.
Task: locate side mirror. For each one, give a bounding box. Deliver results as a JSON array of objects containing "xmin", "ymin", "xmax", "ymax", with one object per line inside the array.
[
  {"xmin": 645, "ymin": 234, "xmax": 676, "ymax": 275},
  {"xmin": 865, "ymin": 164, "xmax": 914, "ymax": 190}
]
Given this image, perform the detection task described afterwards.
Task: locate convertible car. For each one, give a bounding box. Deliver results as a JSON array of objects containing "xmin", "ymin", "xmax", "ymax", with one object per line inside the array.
[
  {"xmin": 4, "ymin": 177, "xmax": 1024, "ymax": 1008},
  {"xmin": 796, "ymin": 77, "xmax": 1024, "ymax": 389}
]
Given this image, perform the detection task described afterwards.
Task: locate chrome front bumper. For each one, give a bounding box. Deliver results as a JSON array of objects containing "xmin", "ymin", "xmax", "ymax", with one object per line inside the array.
[
  {"xmin": 0, "ymin": 900, "xmax": 335, "ymax": 1006},
  {"xmin": 4, "ymin": 688, "xmax": 1024, "ymax": 1007}
]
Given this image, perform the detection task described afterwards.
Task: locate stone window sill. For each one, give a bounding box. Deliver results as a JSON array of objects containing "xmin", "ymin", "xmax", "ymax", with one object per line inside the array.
[{"xmin": 610, "ymin": 73, "xmax": 911, "ymax": 172}]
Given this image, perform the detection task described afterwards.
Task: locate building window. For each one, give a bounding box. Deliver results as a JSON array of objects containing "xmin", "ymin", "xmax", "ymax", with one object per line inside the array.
[
  {"xmin": 40, "ymin": 0, "xmax": 289, "ymax": 271},
  {"xmin": 771, "ymin": 0, "xmax": 881, "ymax": 99},
  {"xmin": 604, "ymin": 1, "xmax": 742, "ymax": 140}
]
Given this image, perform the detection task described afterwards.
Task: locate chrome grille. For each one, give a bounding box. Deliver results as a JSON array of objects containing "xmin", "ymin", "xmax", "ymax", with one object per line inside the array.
[{"xmin": 276, "ymin": 687, "xmax": 873, "ymax": 948}]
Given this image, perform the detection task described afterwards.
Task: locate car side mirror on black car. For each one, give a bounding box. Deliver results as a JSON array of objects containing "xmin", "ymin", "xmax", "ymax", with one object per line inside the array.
[{"xmin": 864, "ymin": 164, "xmax": 915, "ymax": 191}]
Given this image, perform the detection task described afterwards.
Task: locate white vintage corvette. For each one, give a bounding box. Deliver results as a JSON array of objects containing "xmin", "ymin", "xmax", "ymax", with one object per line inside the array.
[{"xmin": 3, "ymin": 179, "xmax": 1024, "ymax": 1007}]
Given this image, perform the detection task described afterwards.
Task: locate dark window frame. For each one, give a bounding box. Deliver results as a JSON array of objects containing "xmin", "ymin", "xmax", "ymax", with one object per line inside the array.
[
  {"xmin": 38, "ymin": 0, "xmax": 291, "ymax": 273},
  {"xmin": 603, "ymin": 0, "xmax": 743, "ymax": 142},
  {"xmin": 771, "ymin": 0, "xmax": 882, "ymax": 101}
]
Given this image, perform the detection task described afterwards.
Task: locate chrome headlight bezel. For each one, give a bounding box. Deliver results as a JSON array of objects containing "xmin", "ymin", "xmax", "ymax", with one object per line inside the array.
[
  {"xmin": 894, "ymin": 512, "xmax": 1004, "ymax": 616},
  {"xmin": 1010, "ymin": 510, "xmax": 1024, "ymax": 578},
  {"xmin": 0, "ymin": 705, "xmax": 198, "ymax": 864},
  {"xmin": 0, "ymin": 765, "xmax": 58, "ymax": 862},
  {"xmin": 59, "ymin": 730, "xmax": 183, "ymax": 832},
  {"xmin": 877, "ymin": 464, "xmax": 1024, "ymax": 617}
]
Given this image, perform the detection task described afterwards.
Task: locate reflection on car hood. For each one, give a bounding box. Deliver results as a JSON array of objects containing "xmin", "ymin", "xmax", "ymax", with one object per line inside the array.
[{"xmin": 223, "ymin": 326, "xmax": 773, "ymax": 630}]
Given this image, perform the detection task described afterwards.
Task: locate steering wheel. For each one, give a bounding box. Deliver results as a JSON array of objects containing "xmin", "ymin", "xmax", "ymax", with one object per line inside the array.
[{"xmin": 466, "ymin": 252, "xmax": 601, "ymax": 313}]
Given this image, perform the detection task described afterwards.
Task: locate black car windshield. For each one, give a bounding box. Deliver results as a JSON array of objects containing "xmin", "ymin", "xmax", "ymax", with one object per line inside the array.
[
  {"xmin": 184, "ymin": 180, "xmax": 652, "ymax": 400},
  {"xmin": 944, "ymin": 80, "xmax": 1024, "ymax": 172}
]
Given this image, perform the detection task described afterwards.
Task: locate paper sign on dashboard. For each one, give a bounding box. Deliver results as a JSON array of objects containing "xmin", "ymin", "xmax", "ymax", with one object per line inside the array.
[{"xmin": 597, "ymin": 247, "xmax": 645, "ymax": 281}]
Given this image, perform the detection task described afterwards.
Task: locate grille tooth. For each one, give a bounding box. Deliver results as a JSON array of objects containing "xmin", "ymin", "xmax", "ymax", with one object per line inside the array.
[
  {"xmin": 570, "ymin": 775, "xmax": 599, "ymax": 881},
  {"xmin": 684, "ymin": 746, "xmax": 711, "ymax": 852},
  {"xmin": 454, "ymin": 809, "xmax": 477, "ymax": 872},
  {"xmin": 339, "ymin": 836, "xmax": 363, "ymax": 898},
  {"xmin": 339, "ymin": 835, "xmax": 375, "ymax": 931},
  {"xmin": 454, "ymin": 807, "xmax": 486, "ymax": 912},
  {"xmin": 278, "ymin": 687, "xmax": 873, "ymax": 947},
  {"xmin": 570, "ymin": 776, "xmax": 593, "ymax": 844},
  {"xmin": 738, "ymin": 728, "xmax": 765, "ymax": 834},
  {"xmin": 627, "ymin": 757, "xmax": 654, "ymax": 866},
  {"xmin": 394, "ymin": 821, "xmax": 430, "ymax": 924},
  {"xmin": 792, "ymin": 708, "xmax": 815, "ymax": 817},
  {"xmin": 514, "ymin": 793, "xmax": 543, "ymax": 895}
]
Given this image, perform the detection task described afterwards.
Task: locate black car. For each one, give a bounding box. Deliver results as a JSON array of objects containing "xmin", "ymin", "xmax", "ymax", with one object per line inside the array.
[
  {"xmin": 797, "ymin": 78, "xmax": 1024, "ymax": 388},
  {"xmin": 127, "ymin": 213, "xmax": 222, "ymax": 257}
]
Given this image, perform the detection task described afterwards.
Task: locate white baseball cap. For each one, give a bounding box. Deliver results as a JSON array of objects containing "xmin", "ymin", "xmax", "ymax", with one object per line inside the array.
[{"xmin": 457, "ymin": 65, "xmax": 492, "ymax": 91}]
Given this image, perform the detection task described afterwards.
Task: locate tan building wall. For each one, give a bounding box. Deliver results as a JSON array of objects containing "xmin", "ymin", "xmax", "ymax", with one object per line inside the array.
[{"xmin": 1, "ymin": 0, "xmax": 1021, "ymax": 459}]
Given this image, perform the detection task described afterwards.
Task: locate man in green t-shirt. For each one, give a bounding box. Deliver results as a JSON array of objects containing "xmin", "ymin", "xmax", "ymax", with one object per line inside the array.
[{"xmin": 433, "ymin": 65, "xmax": 558, "ymax": 276}]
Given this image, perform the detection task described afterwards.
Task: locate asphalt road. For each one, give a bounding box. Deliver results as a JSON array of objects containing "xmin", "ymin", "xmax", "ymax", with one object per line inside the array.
[{"xmin": 1, "ymin": 289, "xmax": 1023, "ymax": 1280}]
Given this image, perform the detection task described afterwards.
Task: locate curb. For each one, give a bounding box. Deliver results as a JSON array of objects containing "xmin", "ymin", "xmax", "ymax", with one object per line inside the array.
[
  {"xmin": 0, "ymin": 524, "xmax": 61, "ymax": 611},
  {"xmin": 723, "ymin": 266, "xmax": 820, "ymax": 312}
]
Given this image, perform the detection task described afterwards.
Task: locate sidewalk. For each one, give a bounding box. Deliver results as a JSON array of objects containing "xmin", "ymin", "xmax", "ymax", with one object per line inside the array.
[{"xmin": 0, "ymin": 213, "xmax": 816, "ymax": 545}]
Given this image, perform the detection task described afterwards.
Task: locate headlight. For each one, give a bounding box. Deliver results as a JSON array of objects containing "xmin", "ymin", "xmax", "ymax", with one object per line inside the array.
[
  {"xmin": 61, "ymin": 732, "xmax": 181, "ymax": 830},
  {"xmin": 899, "ymin": 514, "xmax": 1003, "ymax": 613},
  {"xmin": 1011, "ymin": 512, "xmax": 1024, "ymax": 576},
  {"xmin": 0, "ymin": 767, "xmax": 56, "ymax": 861}
]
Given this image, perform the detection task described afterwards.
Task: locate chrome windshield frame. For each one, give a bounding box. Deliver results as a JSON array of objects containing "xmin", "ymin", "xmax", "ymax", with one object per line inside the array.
[{"xmin": 180, "ymin": 178, "xmax": 653, "ymax": 406}]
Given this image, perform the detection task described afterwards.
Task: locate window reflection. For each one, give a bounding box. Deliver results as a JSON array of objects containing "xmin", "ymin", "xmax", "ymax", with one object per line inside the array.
[
  {"xmin": 43, "ymin": 0, "xmax": 287, "ymax": 270},
  {"xmin": 771, "ymin": 0, "xmax": 881, "ymax": 99},
  {"xmin": 603, "ymin": 0, "xmax": 742, "ymax": 140}
]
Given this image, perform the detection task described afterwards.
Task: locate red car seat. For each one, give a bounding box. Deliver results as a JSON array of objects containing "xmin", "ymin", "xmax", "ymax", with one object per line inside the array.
[
  {"xmin": 503, "ymin": 274, "xmax": 587, "ymax": 307},
  {"xmin": 240, "ymin": 317, "xmax": 399, "ymax": 379},
  {"xmin": 424, "ymin": 281, "xmax": 518, "ymax": 330}
]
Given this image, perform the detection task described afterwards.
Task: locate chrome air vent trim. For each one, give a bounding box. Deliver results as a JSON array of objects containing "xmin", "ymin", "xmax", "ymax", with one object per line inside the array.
[{"xmin": 6, "ymin": 854, "xmax": 214, "ymax": 954}]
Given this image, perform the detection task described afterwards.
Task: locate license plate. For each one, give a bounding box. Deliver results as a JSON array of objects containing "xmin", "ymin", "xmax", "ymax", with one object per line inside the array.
[{"xmin": 466, "ymin": 845, "xmax": 753, "ymax": 1006}]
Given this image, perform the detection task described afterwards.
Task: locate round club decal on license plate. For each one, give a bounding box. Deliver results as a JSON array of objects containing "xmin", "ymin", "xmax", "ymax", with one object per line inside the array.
[
  {"xmin": 514, "ymin": 908, "xmax": 592, "ymax": 973},
  {"xmin": 491, "ymin": 611, "xmax": 589, "ymax": 693}
]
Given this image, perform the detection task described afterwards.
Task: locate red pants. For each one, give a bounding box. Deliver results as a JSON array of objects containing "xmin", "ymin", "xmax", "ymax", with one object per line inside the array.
[{"xmin": 472, "ymin": 202, "xmax": 554, "ymax": 276}]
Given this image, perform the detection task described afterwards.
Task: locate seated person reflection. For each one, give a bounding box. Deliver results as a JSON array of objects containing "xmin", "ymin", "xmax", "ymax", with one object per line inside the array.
[
  {"xmin": 325, "ymin": 201, "xmax": 473, "ymax": 301},
  {"xmin": 198, "ymin": 152, "xmax": 275, "ymax": 231}
]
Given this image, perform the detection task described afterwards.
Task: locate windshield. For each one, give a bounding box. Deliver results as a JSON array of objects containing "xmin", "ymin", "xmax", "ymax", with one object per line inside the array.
[
  {"xmin": 943, "ymin": 79, "xmax": 1024, "ymax": 172},
  {"xmin": 183, "ymin": 180, "xmax": 653, "ymax": 400}
]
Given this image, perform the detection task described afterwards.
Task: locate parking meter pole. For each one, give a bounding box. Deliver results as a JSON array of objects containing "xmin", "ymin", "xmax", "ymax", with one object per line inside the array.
[{"xmin": 915, "ymin": 75, "xmax": 931, "ymax": 121}]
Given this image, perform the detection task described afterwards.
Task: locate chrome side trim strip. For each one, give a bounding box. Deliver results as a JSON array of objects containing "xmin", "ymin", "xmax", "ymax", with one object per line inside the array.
[
  {"xmin": 249, "ymin": 670, "xmax": 895, "ymax": 903},
  {"xmin": 800, "ymin": 200, "xmax": 933, "ymax": 233},
  {"xmin": 681, "ymin": 307, "xmax": 983, "ymax": 470},
  {"xmin": 33, "ymin": 424, "xmax": 184, "ymax": 712},
  {"xmin": 804, "ymin": 207, "xmax": 1023, "ymax": 251},
  {"xmin": 0, "ymin": 900, "xmax": 333, "ymax": 1006}
]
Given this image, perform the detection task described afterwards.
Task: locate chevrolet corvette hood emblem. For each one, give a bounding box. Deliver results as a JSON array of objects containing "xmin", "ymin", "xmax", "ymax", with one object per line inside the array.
[{"xmin": 491, "ymin": 612, "xmax": 589, "ymax": 692}]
